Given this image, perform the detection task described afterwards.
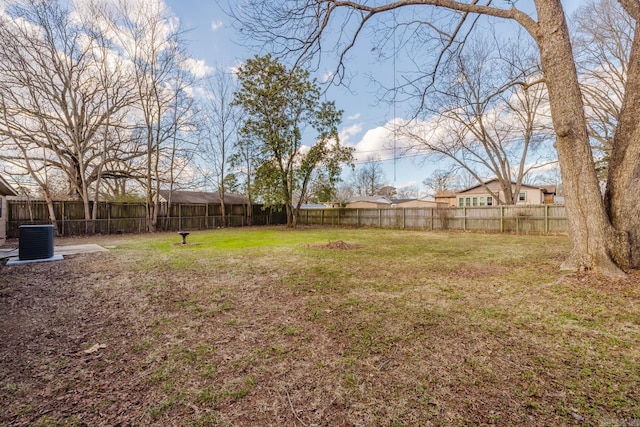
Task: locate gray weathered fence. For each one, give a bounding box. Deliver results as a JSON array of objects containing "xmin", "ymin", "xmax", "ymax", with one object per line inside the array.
[
  {"xmin": 297, "ymin": 205, "xmax": 568, "ymax": 234},
  {"xmin": 7, "ymin": 200, "xmax": 285, "ymax": 237},
  {"xmin": 7, "ymin": 200, "xmax": 567, "ymax": 237}
]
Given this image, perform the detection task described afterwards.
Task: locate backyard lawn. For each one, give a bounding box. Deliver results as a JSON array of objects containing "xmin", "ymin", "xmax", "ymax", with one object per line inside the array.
[{"xmin": 1, "ymin": 227, "xmax": 639, "ymax": 426}]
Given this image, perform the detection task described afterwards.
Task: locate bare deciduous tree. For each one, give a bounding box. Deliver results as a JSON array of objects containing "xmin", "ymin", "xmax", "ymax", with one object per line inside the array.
[
  {"xmin": 0, "ymin": 0, "xmax": 136, "ymax": 233},
  {"xmin": 199, "ymin": 68, "xmax": 242, "ymax": 227},
  {"xmin": 573, "ymin": 0, "xmax": 634, "ymax": 181},
  {"xmin": 401, "ymin": 34, "xmax": 554, "ymax": 205},
  {"xmin": 423, "ymin": 167, "xmax": 458, "ymax": 195},
  {"xmin": 351, "ymin": 156, "xmax": 387, "ymax": 197},
  {"xmin": 110, "ymin": 0, "xmax": 195, "ymax": 232}
]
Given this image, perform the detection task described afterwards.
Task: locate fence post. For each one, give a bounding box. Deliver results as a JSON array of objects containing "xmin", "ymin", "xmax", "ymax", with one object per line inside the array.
[
  {"xmin": 500, "ymin": 206, "xmax": 504, "ymax": 233},
  {"xmin": 321, "ymin": 209, "xmax": 324, "ymax": 226},
  {"xmin": 430, "ymin": 208, "xmax": 434, "ymax": 230},
  {"xmin": 379, "ymin": 209, "xmax": 382, "ymax": 228},
  {"xmin": 402, "ymin": 208, "xmax": 406, "ymax": 229},
  {"xmin": 545, "ymin": 204, "xmax": 549, "ymax": 234},
  {"xmin": 461, "ymin": 207, "xmax": 465, "ymax": 231}
]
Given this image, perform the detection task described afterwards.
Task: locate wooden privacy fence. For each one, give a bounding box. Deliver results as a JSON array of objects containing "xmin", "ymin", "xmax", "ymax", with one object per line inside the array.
[
  {"xmin": 297, "ymin": 205, "xmax": 568, "ymax": 234},
  {"xmin": 7, "ymin": 200, "xmax": 567, "ymax": 237},
  {"xmin": 7, "ymin": 200, "xmax": 285, "ymax": 237}
]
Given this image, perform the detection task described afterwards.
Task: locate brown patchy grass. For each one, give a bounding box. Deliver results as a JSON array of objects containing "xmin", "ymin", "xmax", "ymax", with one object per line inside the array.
[{"xmin": 1, "ymin": 227, "xmax": 639, "ymax": 426}]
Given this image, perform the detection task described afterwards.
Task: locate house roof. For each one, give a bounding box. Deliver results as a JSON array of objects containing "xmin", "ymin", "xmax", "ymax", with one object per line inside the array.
[
  {"xmin": 159, "ymin": 190, "xmax": 247, "ymax": 204},
  {"xmin": 539, "ymin": 185, "xmax": 557, "ymax": 195},
  {"xmin": 457, "ymin": 178, "xmax": 546, "ymax": 195},
  {"xmin": 346, "ymin": 196, "xmax": 393, "ymax": 204},
  {"xmin": 0, "ymin": 175, "xmax": 17, "ymax": 196},
  {"xmin": 392, "ymin": 196, "xmax": 436, "ymax": 204},
  {"xmin": 300, "ymin": 203, "xmax": 328, "ymax": 209},
  {"xmin": 434, "ymin": 190, "xmax": 457, "ymax": 198},
  {"xmin": 391, "ymin": 198, "xmax": 415, "ymax": 204}
]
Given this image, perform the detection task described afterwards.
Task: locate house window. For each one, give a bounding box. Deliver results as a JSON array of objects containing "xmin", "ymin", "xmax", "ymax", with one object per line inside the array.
[
  {"xmin": 487, "ymin": 196, "xmax": 493, "ymax": 206},
  {"xmin": 458, "ymin": 198, "xmax": 464, "ymax": 207},
  {"xmin": 472, "ymin": 197, "xmax": 478, "ymax": 207},
  {"xmin": 465, "ymin": 197, "xmax": 471, "ymax": 207},
  {"xmin": 479, "ymin": 197, "xmax": 485, "ymax": 206},
  {"xmin": 518, "ymin": 192, "xmax": 526, "ymax": 202}
]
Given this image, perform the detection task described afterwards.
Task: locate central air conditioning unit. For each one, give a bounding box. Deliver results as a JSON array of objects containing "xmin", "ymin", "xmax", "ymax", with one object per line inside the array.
[{"xmin": 19, "ymin": 225, "xmax": 55, "ymax": 260}]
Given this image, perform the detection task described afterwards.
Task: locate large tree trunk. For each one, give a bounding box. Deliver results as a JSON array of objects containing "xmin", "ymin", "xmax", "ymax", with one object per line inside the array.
[
  {"xmin": 534, "ymin": 0, "xmax": 627, "ymax": 277},
  {"xmin": 605, "ymin": 21, "xmax": 640, "ymax": 269},
  {"xmin": 45, "ymin": 197, "xmax": 58, "ymax": 235},
  {"xmin": 219, "ymin": 192, "xmax": 227, "ymax": 228},
  {"xmin": 285, "ymin": 203, "xmax": 294, "ymax": 228}
]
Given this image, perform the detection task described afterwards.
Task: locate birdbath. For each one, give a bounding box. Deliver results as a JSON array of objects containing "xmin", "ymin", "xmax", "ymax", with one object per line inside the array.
[{"xmin": 178, "ymin": 231, "xmax": 190, "ymax": 245}]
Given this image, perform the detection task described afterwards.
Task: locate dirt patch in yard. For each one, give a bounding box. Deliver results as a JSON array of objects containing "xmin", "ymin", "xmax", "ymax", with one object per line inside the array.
[{"xmin": 307, "ymin": 240, "xmax": 363, "ymax": 250}]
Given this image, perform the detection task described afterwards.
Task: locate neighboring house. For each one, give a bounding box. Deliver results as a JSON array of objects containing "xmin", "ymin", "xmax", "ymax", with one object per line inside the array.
[
  {"xmin": 0, "ymin": 175, "xmax": 18, "ymax": 245},
  {"xmin": 158, "ymin": 190, "xmax": 248, "ymax": 205},
  {"xmin": 324, "ymin": 201, "xmax": 345, "ymax": 208},
  {"xmin": 539, "ymin": 185, "xmax": 558, "ymax": 204},
  {"xmin": 393, "ymin": 197, "xmax": 438, "ymax": 208},
  {"xmin": 434, "ymin": 191, "xmax": 458, "ymax": 208},
  {"xmin": 345, "ymin": 196, "xmax": 393, "ymax": 209},
  {"xmin": 456, "ymin": 179, "xmax": 556, "ymax": 206}
]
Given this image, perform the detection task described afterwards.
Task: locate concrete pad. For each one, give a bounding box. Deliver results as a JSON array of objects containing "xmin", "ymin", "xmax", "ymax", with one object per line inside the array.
[
  {"xmin": 53, "ymin": 244, "xmax": 108, "ymax": 256},
  {"xmin": 6, "ymin": 254, "xmax": 64, "ymax": 266},
  {"xmin": 1, "ymin": 244, "xmax": 108, "ymax": 262}
]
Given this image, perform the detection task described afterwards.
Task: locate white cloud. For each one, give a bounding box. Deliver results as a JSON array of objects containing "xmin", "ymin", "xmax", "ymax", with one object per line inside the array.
[
  {"xmin": 227, "ymin": 61, "xmax": 243, "ymax": 77},
  {"xmin": 210, "ymin": 20, "xmax": 223, "ymax": 32},
  {"xmin": 397, "ymin": 180, "xmax": 418, "ymax": 189},
  {"xmin": 321, "ymin": 70, "xmax": 334, "ymax": 83},
  {"xmin": 349, "ymin": 118, "xmax": 416, "ymax": 162},
  {"xmin": 347, "ymin": 113, "xmax": 361, "ymax": 121},
  {"xmin": 350, "ymin": 126, "xmax": 398, "ymax": 163},
  {"xmin": 339, "ymin": 123, "xmax": 362, "ymax": 145},
  {"xmin": 182, "ymin": 57, "xmax": 214, "ymax": 78}
]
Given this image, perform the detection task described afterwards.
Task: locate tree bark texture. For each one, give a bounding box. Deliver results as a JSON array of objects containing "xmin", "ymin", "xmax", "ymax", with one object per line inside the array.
[
  {"xmin": 534, "ymin": 0, "xmax": 627, "ymax": 276},
  {"xmin": 605, "ymin": 20, "xmax": 640, "ymax": 269}
]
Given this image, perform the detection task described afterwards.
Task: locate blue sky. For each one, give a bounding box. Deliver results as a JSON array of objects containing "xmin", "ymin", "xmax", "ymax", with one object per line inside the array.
[{"xmin": 167, "ymin": 0, "xmax": 583, "ymax": 195}]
